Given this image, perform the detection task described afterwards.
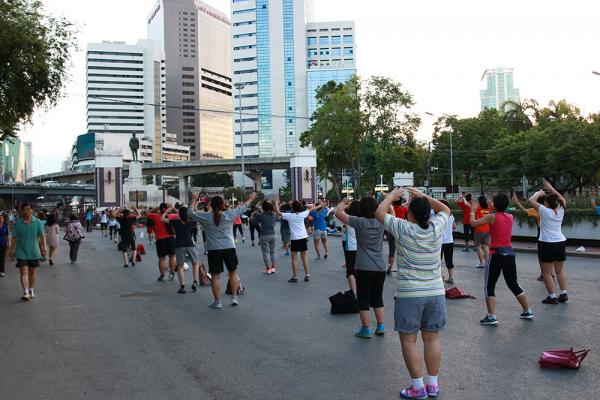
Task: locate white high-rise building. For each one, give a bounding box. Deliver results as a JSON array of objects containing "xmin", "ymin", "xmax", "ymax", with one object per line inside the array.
[
  {"xmin": 86, "ymin": 39, "xmax": 166, "ymax": 162},
  {"xmin": 231, "ymin": 0, "xmax": 310, "ymax": 191},
  {"xmin": 23, "ymin": 141, "xmax": 33, "ymax": 179},
  {"xmin": 148, "ymin": 0, "xmax": 233, "ymax": 161},
  {"xmin": 480, "ymin": 67, "xmax": 520, "ymax": 111}
]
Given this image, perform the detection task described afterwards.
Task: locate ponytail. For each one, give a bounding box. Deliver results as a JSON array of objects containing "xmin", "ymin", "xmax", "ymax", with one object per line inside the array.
[
  {"xmin": 211, "ymin": 196, "xmax": 224, "ymax": 226},
  {"xmin": 545, "ymin": 194, "xmax": 563, "ymax": 210}
]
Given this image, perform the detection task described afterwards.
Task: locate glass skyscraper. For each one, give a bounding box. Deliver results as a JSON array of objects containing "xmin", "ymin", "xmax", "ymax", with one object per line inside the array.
[{"xmin": 480, "ymin": 67, "xmax": 520, "ymax": 111}]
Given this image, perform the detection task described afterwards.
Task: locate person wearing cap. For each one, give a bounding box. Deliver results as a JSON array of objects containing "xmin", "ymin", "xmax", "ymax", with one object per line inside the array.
[{"xmin": 147, "ymin": 203, "xmax": 177, "ymax": 281}]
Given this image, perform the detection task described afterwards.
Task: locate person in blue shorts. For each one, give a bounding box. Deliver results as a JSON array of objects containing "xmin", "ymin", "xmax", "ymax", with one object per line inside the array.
[{"xmin": 309, "ymin": 200, "xmax": 330, "ymax": 260}]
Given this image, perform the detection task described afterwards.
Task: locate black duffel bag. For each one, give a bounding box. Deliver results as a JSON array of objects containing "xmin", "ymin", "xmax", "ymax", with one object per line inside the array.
[{"xmin": 329, "ymin": 291, "xmax": 359, "ymax": 314}]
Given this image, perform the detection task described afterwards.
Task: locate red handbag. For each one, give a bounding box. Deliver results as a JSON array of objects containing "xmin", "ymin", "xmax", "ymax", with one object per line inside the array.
[{"xmin": 539, "ymin": 347, "xmax": 590, "ymax": 369}]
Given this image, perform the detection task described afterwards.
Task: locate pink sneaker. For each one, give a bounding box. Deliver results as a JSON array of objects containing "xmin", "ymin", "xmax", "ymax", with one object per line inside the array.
[
  {"xmin": 426, "ymin": 384, "xmax": 439, "ymax": 397},
  {"xmin": 400, "ymin": 386, "xmax": 427, "ymax": 399}
]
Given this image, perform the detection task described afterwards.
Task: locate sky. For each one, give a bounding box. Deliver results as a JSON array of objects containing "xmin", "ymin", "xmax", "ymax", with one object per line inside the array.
[{"xmin": 21, "ymin": 0, "xmax": 600, "ymax": 175}]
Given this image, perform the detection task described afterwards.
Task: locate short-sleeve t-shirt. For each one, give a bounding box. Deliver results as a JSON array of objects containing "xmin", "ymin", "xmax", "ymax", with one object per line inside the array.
[
  {"xmin": 344, "ymin": 225, "xmax": 357, "ymax": 251},
  {"xmin": 12, "ymin": 218, "xmax": 44, "ymax": 260},
  {"xmin": 384, "ymin": 212, "xmax": 448, "ymax": 298},
  {"xmin": 309, "ymin": 209, "xmax": 328, "ymax": 231},
  {"xmin": 281, "ymin": 211, "xmax": 310, "ymax": 240},
  {"xmin": 474, "ymin": 207, "xmax": 491, "ymax": 233},
  {"xmin": 442, "ymin": 214, "xmax": 455, "ymax": 244},
  {"xmin": 190, "ymin": 204, "xmax": 247, "ymax": 250},
  {"xmin": 170, "ymin": 220, "xmax": 195, "ymax": 248},
  {"xmin": 116, "ymin": 215, "xmax": 136, "ymax": 238},
  {"xmin": 456, "ymin": 199, "xmax": 474, "ymax": 224},
  {"xmin": 146, "ymin": 213, "xmax": 175, "ymax": 240},
  {"xmin": 525, "ymin": 208, "xmax": 541, "ymax": 227},
  {"xmin": 538, "ymin": 205, "xmax": 566, "ymax": 243},
  {"xmin": 254, "ymin": 212, "xmax": 276, "ymax": 236},
  {"xmin": 347, "ymin": 216, "xmax": 385, "ymax": 272}
]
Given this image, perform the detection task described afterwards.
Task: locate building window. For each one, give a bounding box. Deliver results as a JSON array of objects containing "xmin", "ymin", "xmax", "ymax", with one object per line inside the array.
[
  {"xmin": 331, "ymin": 36, "xmax": 341, "ymax": 45},
  {"xmin": 319, "ymin": 36, "xmax": 329, "ymax": 46},
  {"xmin": 343, "ymin": 48, "xmax": 353, "ymax": 55},
  {"xmin": 331, "ymin": 47, "xmax": 341, "ymax": 56},
  {"xmin": 307, "ymin": 36, "xmax": 317, "ymax": 46},
  {"xmin": 343, "ymin": 35, "xmax": 353, "ymax": 44}
]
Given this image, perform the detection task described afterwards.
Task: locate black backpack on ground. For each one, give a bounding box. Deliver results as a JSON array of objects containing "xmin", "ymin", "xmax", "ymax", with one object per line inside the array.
[{"xmin": 329, "ymin": 291, "xmax": 359, "ymax": 314}]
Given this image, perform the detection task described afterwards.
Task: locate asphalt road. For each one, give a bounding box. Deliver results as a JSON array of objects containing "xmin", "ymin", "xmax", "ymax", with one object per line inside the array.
[{"xmin": 1, "ymin": 229, "xmax": 598, "ymax": 399}]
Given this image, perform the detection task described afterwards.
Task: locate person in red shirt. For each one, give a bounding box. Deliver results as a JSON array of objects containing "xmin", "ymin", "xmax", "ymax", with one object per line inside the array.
[
  {"xmin": 473, "ymin": 196, "xmax": 492, "ymax": 268},
  {"xmin": 386, "ymin": 198, "xmax": 408, "ymax": 275},
  {"xmin": 146, "ymin": 203, "xmax": 177, "ymax": 281},
  {"xmin": 456, "ymin": 193, "xmax": 475, "ymax": 252}
]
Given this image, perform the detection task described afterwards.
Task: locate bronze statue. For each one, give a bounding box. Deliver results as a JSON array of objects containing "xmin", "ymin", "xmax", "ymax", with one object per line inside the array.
[{"xmin": 129, "ymin": 133, "xmax": 139, "ymax": 161}]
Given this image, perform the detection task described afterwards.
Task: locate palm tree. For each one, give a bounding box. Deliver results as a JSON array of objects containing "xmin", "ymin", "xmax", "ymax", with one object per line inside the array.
[{"xmin": 501, "ymin": 99, "xmax": 540, "ymax": 133}]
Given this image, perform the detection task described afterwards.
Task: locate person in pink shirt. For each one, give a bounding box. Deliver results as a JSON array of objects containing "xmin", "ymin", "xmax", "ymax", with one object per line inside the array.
[{"xmin": 470, "ymin": 193, "xmax": 533, "ymax": 326}]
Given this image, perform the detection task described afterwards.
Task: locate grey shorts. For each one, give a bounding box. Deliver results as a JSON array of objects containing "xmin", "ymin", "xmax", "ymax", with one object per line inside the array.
[
  {"xmin": 475, "ymin": 232, "xmax": 490, "ymax": 246},
  {"xmin": 394, "ymin": 295, "xmax": 446, "ymax": 334},
  {"xmin": 175, "ymin": 247, "xmax": 198, "ymax": 266},
  {"xmin": 313, "ymin": 230, "xmax": 327, "ymax": 239}
]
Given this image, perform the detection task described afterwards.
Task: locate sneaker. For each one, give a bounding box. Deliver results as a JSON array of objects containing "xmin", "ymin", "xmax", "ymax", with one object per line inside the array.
[
  {"xmin": 386, "ymin": 270, "xmax": 392, "ymax": 276},
  {"xmin": 168, "ymin": 272, "xmax": 175, "ymax": 281},
  {"xmin": 123, "ymin": 264, "xmax": 129, "ymax": 268},
  {"xmin": 426, "ymin": 384, "xmax": 440, "ymax": 398},
  {"xmin": 191, "ymin": 281, "xmax": 198, "ymax": 292},
  {"xmin": 270, "ymin": 267, "xmax": 276, "ymax": 274},
  {"xmin": 242, "ymin": 238, "xmax": 245, "ymax": 243},
  {"xmin": 315, "ymin": 256, "xmax": 321, "ymax": 260},
  {"xmin": 475, "ymin": 263, "xmax": 485, "ymax": 269},
  {"xmin": 542, "ymin": 296, "xmax": 559, "ymax": 305},
  {"xmin": 177, "ymin": 287, "xmax": 186, "ymax": 294},
  {"xmin": 324, "ymin": 254, "xmax": 328, "ymax": 259},
  {"xmin": 21, "ymin": 292, "xmax": 30, "ymax": 301},
  {"xmin": 208, "ymin": 300, "xmax": 223, "ymax": 309},
  {"xmin": 157, "ymin": 274, "xmax": 166, "ymax": 282},
  {"xmin": 28, "ymin": 289, "xmax": 35, "ymax": 299},
  {"xmin": 399, "ymin": 385, "xmax": 427, "ymax": 399},
  {"xmin": 375, "ymin": 323, "xmax": 385, "ymax": 336},
  {"xmin": 461, "ymin": 248, "xmax": 469, "ymax": 252},
  {"xmin": 231, "ymin": 296, "xmax": 239, "ymax": 306},
  {"xmin": 558, "ymin": 293, "xmax": 568, "ymax": 303},
  {"xmin": 49, "ymin": 259, "xmax": 54, "ymax": 266},
  {"xmin": 444, "ymin": 278, "xmax": 454, "ymax": 284},
  {"xmin": 284, "ymin": 251, "xmax": 290, "ymax": 256},
  {"xmin": 130, "ymin": 262, "xmax": 135, "ymax": 267},
  {"xmin": 355, "ymin": 326, "xmax": 374, "ymax": 338},
  {"xmin": 0, "ymin": 272, "xmax": 5, "ymax": 277},
  {"xmin": 251, "ymin": 242, "xmax": 255, "ymax": 246},
  {"xmin": 266, "ymin": 268, "xmax": 273, "ymax": 275},
  {"xmin": 520, "ymin": 310, "xmax": 534, "ymax": 320},
  {"xmin": 304, "ymin": 275, "xmax": 310, "ymax": 282},
  {"xmin": 392, "ymin": 267, "xmax": 398, "ymax": 272},
  {"xmin": 480, "ymin": 315, "xmax": 499, "ymax": 326},
  {"xmin": 536, "ymin": 274, "xmax": 544, "ymax": 281},
  {"xmin": 471, "ymin": 247, "xmax": 478, "ymax": 252},
  {"xmin": 288, "ymin": 277, "xmax": 298, "ymax": 283}
]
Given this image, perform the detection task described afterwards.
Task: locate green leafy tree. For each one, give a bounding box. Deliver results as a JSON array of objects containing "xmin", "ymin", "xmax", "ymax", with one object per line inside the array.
[
  {"xmin": 190, "ymin": 172, "xmax": 233, "ymax": 187},
  {"xmin": 360, "ymin": 76, "xmax": 421, "ymax": 193},
  {"xmin": 0, "ymin": 0, "xmax": 77, "ymax": 140},
  {"xmin": 300, "ymin": 76, "xmax": 363, "ymax": 199}
]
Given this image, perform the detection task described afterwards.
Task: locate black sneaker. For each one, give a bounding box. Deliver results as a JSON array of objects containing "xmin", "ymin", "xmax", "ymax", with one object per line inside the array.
[
  {"xmin": 558, "ymin": 293, "xmax": 569, "ymax": 303},
  {"xmin": 386, "ymin": 270, "xmax": 392, "ymax": 276},
  {"xmin": 123, "ymin": 264, "xmax": 129, "ymax": 268},
  {"xmin": 191, "ymin": 281, "xmax": 198, "ymax": 292},
  {"xmin": 324, "ymin": 254, "xmax": 328, "ymax": 259},
  {"xmin": 542, "ymin": 296, "xmax": 559, "ymax": 304},
  {"xmin": 157, "ymin": 275, "xmax": 166, "ymax": 282},
  {"xmin": 288, "ymin": 277, "xmax": 298, "ymax": 283},
  {"xmin": 304, "ymin": 275, "xmax": 310, "ymax": 282},
  {"xmin": 130, "ymin": 262, "xmax": 135, "ymax": 267},
  {"xmin": 177, "ymin": 287, "xmax": 186, "ymax": 294}
]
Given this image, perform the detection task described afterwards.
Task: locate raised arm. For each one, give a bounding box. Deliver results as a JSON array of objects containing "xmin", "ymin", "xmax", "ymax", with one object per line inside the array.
[
  {"xmin": 376, "ymin": 187, "xmax": 403, "ymax": 224},
  {"xmin": 544, "ymin": 180, "xmax": 566, "ymax": 208},
  {"xmin": 408, "ymin": 187, "xmax": 450, "ymax": 216},
  {"xmin": 334, "ymin": 199, "xmax": 351, "ymax": 225},
  {"xmin": 512, "ymin": 193, "xmax": 527, "ymax": 213},
  {"xmin": 306, "ymin": 199, "xmax": 326, "ymax": 213},
  {"xmin": 528, "ymin": 190, "xmax": 545, "ymax": 211}
]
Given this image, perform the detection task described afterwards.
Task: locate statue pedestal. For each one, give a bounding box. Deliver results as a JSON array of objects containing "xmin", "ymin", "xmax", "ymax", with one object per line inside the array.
[
  {"xmin": 125, "ymin": 161, "xmax": 145, "ymax": 187},
  {"xmin": 290, "ymin": 154, "xmax": 317, "ymax": 202}
]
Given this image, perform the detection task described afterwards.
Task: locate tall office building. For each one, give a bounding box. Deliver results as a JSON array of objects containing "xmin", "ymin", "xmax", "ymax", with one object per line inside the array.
[
  {"xmin": 86, "ymin": 40, "xmax": 166, "ymax": 162},
  {"xmin": 148, "ymin": 0, "xmax": 233, "ymax": 160},
  {"xmin": 0, "ymin": 139, "xmax": 25, "ymax": 182},
  {"xmin": 306, "ymin": 21, "xmax": 356, "ymax": 118},
  {"xmin": 480, "ymin": 67, "xmax": 520, "ymax": 111},
  {"xmin": 23, "ymin": 141, "xmax": 33, "ymax": 179},
  {"xmin": 231, "ymin": 0, "xmax": 310, "ymax": 190}
]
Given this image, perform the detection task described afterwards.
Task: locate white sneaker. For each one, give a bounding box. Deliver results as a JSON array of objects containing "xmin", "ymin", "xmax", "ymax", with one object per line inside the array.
[
  {"xmin": 0, "ymin": 272, "xmax": 6, "ymax": 277},
  {"xmin": 21, "ymin": 292, "xmax": 30, "ymax": 301},
  {"xmin": 28, "ymin": 289, "xmax": 35, "ymax": 299},
  {"xmin": 208, "ymin": 300, "xmax": 222, "ymax": 309},
  {"xmin": 231, "ymin": 296, "xmax": 239, "ymax": 306}
]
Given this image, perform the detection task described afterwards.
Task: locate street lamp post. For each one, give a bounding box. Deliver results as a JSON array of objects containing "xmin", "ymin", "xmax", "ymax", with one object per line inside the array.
[{"xmin": 234, "ymin": 82, "xmax": 246, "ymax": 194}]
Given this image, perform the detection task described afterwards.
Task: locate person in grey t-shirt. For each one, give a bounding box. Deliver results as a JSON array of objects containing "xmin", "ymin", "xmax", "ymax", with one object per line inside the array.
[
  {"xmin": 189, "ymin": 191, "xmax": 257, "ymax": 309},
  {"xmin": 254, "ymin": 200, "xmax": 278, "ymax": 274},
  {"xmin": 335, "ymin": 196, "xmax": 386, "ymax": 339}
]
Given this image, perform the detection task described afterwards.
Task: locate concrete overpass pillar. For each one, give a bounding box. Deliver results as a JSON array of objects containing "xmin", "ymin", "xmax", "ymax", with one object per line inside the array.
[
  {"xmin": 178, "ymin": 176, "xmax": 190, "ymax": 205},
  {"xmin": 247, "ymin": 171, "xmax": 262, "ymax": 192}
]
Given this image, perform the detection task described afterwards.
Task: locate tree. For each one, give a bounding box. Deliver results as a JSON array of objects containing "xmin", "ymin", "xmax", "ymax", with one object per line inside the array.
[
  {"xmin": 300, "ymin": 76, "xmax": 363, "ymax": 199},
  {"xmin": 0, "ymin": 0, "xmax": 77, "ymax": 141},
  {"xmin": 360, "ymin": 76, "xmax": 421, "ymax": 193},
  {"xmin": 190, "ymin": 172, "xmax": 232, "ymax": 187}
]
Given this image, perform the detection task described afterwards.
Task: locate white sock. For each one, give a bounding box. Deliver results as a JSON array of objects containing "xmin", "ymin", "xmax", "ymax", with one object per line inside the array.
[
  {"xmin": 29, "ymin": 287, "xmax": 34, "ymax": 292},
  {"xmin": 549, "ymin": 293, "xmax": 557, "ymax": 299},
  {"xmin": 560, "ymin": 290, "xmax": 567, "ymax": 295},
  {"xmin": 412, "ymin": 377, "xmax": 424, "ymax": 389},
  {"xmin": 428, "ymin": 375, "xmax": 438, "ymax": 386}
]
